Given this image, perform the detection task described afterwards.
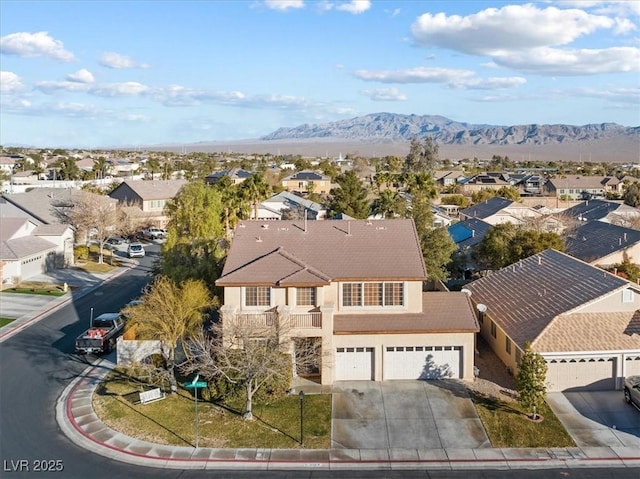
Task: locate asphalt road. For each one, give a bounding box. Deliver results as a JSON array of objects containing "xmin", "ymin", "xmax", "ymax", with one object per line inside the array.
[{"xmin": 1, "ymin": 244, "xmax": 639, "ymax": 478}]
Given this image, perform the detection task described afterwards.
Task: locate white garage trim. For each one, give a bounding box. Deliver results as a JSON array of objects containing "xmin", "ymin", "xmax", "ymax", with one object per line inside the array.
[
  {"xmin": 546, "ymin": 357, "xmax": 616, "ymax": 391},
  {"xmin": 383, "ymin": 345, "xmax": 462, "ymax": 380},
  {"xmin": 335, "ymin": 347, "xmax": 374, "ymax": 381}
]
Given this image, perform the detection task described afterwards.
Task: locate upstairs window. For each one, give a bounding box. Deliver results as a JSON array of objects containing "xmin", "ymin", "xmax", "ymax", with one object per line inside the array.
[
  {"xmin": 342, "ymin": 282, "xmax": 404, "ymax": 308},
  {"xmin": 623, "ymin": 289, "xmax": 634, "ymax": 303},
  {"xmin": 245, "ymin": 287, "xmax": 271, "ymax": 307},
  {"xmin": 296, "ymin": 287, "xmax": 316, "ymax": 306}
]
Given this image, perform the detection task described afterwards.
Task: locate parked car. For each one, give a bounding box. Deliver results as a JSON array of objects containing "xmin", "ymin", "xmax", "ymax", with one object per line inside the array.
[
  {"xmin": 624, "ymin": 376, "xmax": 640, "ymax": 410},
  {"xmin": 127, "ymin": 243, "xmax": 145, "ymax": 258},
  {"xmin": 142, "ymin": 227, "xmax": 167, "ymax": 240},
  {"xmin": 104, "ymin": 237, "xmax": 124, "ymax": 250}
]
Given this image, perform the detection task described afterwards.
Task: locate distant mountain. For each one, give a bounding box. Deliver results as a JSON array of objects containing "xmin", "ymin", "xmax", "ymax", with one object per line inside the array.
[{"xmin": 261, "ymin": 112, "xmax": 639, "ymax": 146}]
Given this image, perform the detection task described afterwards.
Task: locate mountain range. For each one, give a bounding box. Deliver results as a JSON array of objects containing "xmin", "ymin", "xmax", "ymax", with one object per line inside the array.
[{"xmin": 261, "ymin": 113, "xmax": 639, "ymax": 147}]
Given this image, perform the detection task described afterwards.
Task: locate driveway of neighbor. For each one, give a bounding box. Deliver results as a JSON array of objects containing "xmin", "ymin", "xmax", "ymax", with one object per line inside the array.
[
  {"xmin": 331, "ymin": 380, "xmax": 491, "ymax": 450},
  {"xmin": 547, "ymin": 391, "xmax": 640, "ymax": 448}
]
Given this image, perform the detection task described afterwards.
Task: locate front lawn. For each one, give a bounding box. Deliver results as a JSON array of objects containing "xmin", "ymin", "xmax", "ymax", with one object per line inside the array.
[
  {"xmin": 470, "ymin": 391, "xmax": 575, "ymax": 448},
  {"xmin": 93, "ymin": 369, "xmax": 331, "ymax": 449},
  {"xmin": 0, "ymin": 317, "xmax": 16, "ymax": 327},
  {"xmin": 2, "ymin": 282, "xmax": 67, "ymax": 296}
]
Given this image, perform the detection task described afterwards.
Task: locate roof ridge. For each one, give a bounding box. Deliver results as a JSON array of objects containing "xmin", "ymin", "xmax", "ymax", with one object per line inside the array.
[{"xmin": 275, "ymin": 247, "xmax": 332, "ymax": 281}]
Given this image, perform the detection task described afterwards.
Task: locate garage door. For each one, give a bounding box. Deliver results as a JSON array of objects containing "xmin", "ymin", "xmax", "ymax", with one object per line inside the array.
[
  {"xmin": 383, "ymin": 346, "xmax": 462, "ymax": 380},
  {"xmin": 20, "ymin": 254, "xmax": 45, "ymax": 281},
  {"xmin": 546, "ymin": 357, "xmax": 616, "ymax": 391},
  {"xmin": 625, "ymin": 356, "xmax": 640, "ymax": 377},
  {"xmin": 335, "ymin": 347, "xmax": 374, "ymax": 381}
]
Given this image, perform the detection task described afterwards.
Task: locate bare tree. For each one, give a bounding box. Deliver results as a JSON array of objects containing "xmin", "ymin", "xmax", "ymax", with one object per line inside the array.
[{"xmin": 182, "ymin": 313, "xmax": 319, "ymax": 420}]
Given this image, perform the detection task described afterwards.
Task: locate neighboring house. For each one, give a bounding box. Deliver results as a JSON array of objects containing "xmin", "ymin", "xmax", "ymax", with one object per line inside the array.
[
  {"xmin": 108, "ymin": 158, "xmax": 141, "ymax": 177},
  {"xmin": 545, "ymin": 176, "xmax": 626, "ymax": 200},
  {"xmin": 460, "ymin": 174, "xmax": 509, "ymax": 194},
  {"xmin": 505, "ymin": 173, "xmax": 545, "ymax": 195},
  {"xmin": 459, "ymin": 197, "xmax": 560, "ymax": 231},
  {"xmin": 0, "ymin": 188, "xmax": 93, "ymax": 225},
  {"xmin": 205, "ymin": 168, "xmax": 253, "ymax": 185},
  {"xmin": 565, "ymin": 222, "xmax": 640, "ymax": 267},
  {"xmin": 255, "ymin": 191, "xmax": 326, "ymax": 221},
  {"xmin": 448, "ymin": 218, "xmax": 493, "ymax": 275},
  {"xmin": 0, "ymin": 217, "xmax": 74, "ymax": 286},
  {"xmin": 466, "ymin": 249, "xmax": 640, "ymax": 391},
  {"xmin": 216, "ymin": 219, "xmax": 479, "ymax": 385},
  {"xmin": 459, "ymin": 197, "xmax": 514, "ymax": 223},
  {"xmin": 109, "ymin": 179, "xmax": 187, "ymax": 228},
  {"xmin": 558, "ymin": 199, "xmax": 640, "ymax": 227},
  {"xmin": 282, "ymin": 171, "xmax": 331, "ymax": 194},
  {"xmin": 0, "ymin": 155, "xmax": 19, "ymax": 174},
  {"xmin": 434, "ymin": 170, "xmax": 466, "ymax": 188}
]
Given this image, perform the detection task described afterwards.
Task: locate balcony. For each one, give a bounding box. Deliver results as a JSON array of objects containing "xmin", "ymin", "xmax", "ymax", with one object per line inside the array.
[
  {"xmin": 290, "ymin": 311, "xmax": 322, "ymax": 329},
  {"xmin": 234, "ymin": 310, "xmax": 322, "ymax": 329},
  {"xmin": 236, "ymin": 311, "xmax": 277, "ymax": 328}
]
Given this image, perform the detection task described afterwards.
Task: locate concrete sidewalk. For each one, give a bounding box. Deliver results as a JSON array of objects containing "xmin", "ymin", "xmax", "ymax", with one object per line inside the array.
[{"xmin": 56, "ymin": 357, "xmax": 640, "ymax": 471}]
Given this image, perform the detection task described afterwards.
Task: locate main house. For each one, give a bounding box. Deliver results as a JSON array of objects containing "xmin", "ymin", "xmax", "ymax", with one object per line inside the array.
[
  {"xmin": 466, "ymin": 249, "xmax": 640, "ymax": 391},
  {"xmin": 216, "ymin": 219, "xmax": 479, "ymax": 385}
]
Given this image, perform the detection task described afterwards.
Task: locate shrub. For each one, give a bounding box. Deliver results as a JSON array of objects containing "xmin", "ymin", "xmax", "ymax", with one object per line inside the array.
[{"xmin": 74, "ymin": 245, "xmax": 89, "ymax": 261}]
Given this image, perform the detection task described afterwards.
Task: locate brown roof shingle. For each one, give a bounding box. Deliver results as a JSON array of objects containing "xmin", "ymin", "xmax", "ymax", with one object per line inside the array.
[
  {"xmin": 217, "ymin": 219, "xmax": 427, "ymax": 286},
  {"xmin": 334, "ymin": 292, "xmax": 479, "ymax": 334}
]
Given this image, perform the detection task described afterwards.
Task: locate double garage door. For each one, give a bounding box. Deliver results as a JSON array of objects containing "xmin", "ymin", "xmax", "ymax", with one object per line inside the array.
[
  {"xmin": 546, "ymin": 356, "xmax": 640, "ymax": 391},
  {"xmin": 335, "ymin": 345, "xmax": 462, "ymax": 381}
]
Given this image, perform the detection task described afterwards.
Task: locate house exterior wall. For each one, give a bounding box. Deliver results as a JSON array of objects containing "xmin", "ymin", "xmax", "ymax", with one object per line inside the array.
[
  {"xmin": 478, "ymin": 313, "xmax": 519, "ymax": 375},
  {"xmin": 592, "ymin": 244, "xmax": 640, "ymax": 267},
  {"xmin": 109, "ymin": 183, "xmax": 143, "ymax": 208},
  {"xmin": 578, "ymin": 286, "xmax": 640, "ymax": 313}
]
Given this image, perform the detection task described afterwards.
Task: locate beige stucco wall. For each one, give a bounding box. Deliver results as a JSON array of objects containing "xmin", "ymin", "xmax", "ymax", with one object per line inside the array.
[
  {"xmin": 578, "ymin": 286, "xmax": 640, "ymax": 314},
  {"xmin": 479, "ymin": 313, "xmax": 519, "ymax": 375},
  {"xmin": 592, "ymin": 244, "xmax": 640, "ymax": 267}
]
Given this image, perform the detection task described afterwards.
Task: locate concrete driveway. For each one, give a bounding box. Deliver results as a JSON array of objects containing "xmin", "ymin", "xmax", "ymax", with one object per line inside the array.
[
  {"xmin": 331, "ymin": 380, "xmax": 491, "ymax": 450},
  {"xmin": 547, "ymin": 391, "xmax": 640, "ymax": 448}
]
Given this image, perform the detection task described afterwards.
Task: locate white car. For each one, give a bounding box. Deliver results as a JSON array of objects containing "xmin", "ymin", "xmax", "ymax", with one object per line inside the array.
[
  {"xmin": 624, "ymin": 376, "xmax": 640, "ymax": 410},
  {"xmin": 143, "ymin": 227, "xmax": 166, "ymax": 240},
  {"xmin": 127, "ymin": 243, "xmax": 145, "ymax": 258}
]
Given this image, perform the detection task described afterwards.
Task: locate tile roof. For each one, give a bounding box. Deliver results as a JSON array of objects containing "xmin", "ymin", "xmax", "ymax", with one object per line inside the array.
[
  {"xmin": 466, "ymin": 249, "xmax": 631, "ymax": 350},
  {"xmin": 0, "ymin": 217, "xmax": 31, "ymax": 240},
  {"xmin": 263, "ymin": 191, "xmax": 324, "ymax": 213},
  {"xmin": 0, "ymin": 236, "xmax": 57, "ymax": 260},
  {"xmin": 460, "ymin": 197, "xmax": 513, "ymax": 219},
  {"xmin": 448, "ymin": 218, "xmax": 492, "ymax": 248},
  {"xmin": 1, "ymin": 188, "xmax": 85, "ymax": 224},
  {"xmin": 565, "ymin": 221, "xmax": 640, "ymax": 263},
  {"xmin": 283, "ymin": 170, "xmax": 329, "ymax": 181},
  {"xmin": 206, "ymin": 168, "xmax": 253, "ymax": 180},
  {"xmin": 333, "ymin": 292, "xmax": 479, "ymax": 334},
  {"xmin": 218, "ymin": 219, "xmax": 426, "ymax": 286},
  {"xmin": 560, "ymin": 199, "xmax": 623, "ymax": 222},
  {"xmin": 533, "ymin": 312, "xmax": 640, "ymax": 352},
  {"xmin": 114, "ymin": 180, "xmax": 188, "ymax": 200},
  {"xmin": 548, "ymin": 176, "xmax": 611, "ymax": 189}
]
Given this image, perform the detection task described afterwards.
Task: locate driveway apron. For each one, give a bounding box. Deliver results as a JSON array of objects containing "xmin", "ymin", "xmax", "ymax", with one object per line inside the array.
[{"xmin": 331, "ymin": 380, "xmax": 490, "ymax": 450}]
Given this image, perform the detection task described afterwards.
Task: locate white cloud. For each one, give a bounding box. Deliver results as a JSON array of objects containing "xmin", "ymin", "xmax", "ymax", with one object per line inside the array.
[
  {"xmin": 0, "ymin": 71, "xmax": 25, "ymax": 93},
  {"xmin": 361, "ymin": 87, "xmax": 407, "ymax": 101},
  {"xmin": 264, "ymin": 0, "xmax": 304, "ymax": 11},
  {"xmin": 0, "ymin": 31, "xmax": 75, "ymax": 61},
  {"xmin": 99, "ymin": 52, "xmax": 148, "ymax": 69},
  {"xmin": 449, "ymin": 76, "xmax": 527, "ymax": 90},
  {"xmin": 411, "ymin": 4, "xmax": 617, "ymax": 55},
  {"xmin": 36, "ymin": 80, "xmax": 150, "ymax": 96},
  {"xmin": 567, "ymin": 86, "xmax": 640, "ymax": 104},
  {"xmin": 354, "ymin": 66, "xmax": 475, "ymax": 84},
  {"xmin": 1, "ymin": 98, "xmax": 106, "ymax": 118},
  {"xmin": 493, "ymin": 46, "xmax": 640, "ymax": 75},
  {"xmin": 336, "ymin": 0, "xmax": 371, "ymax": 14},
  {"xmin": 66, "ymin": 69, "xmax": 95, "ymax": 83}
]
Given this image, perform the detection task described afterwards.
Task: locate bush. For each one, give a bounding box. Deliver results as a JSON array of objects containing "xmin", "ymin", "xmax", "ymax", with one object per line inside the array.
[{"xmin": 74, "ymin": 245, "xmax": 89, "ymax": 261}]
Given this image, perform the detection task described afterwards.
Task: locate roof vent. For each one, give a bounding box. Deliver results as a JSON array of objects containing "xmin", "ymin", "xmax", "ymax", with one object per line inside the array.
[
  {"xmin": 461, "ymin": 288, "xmax": 472, "ymax": 297},
  {"xmin": 477, "ymin": 303, "xmax": 487, "ymax": 313},
  {"xmin": 238, "ymin": 223, "xmax": 246, "ymax": 228},
  {"xmin": 538, "ymin": 256, "xmax": 542, "ymax": 265},
  {"xmin": 261, "ymin": 224, "xmax": 269, "ymax": 229},
  {"xmin": 256, "ymin": 236, "xmax": 262, "ymax": 242}
]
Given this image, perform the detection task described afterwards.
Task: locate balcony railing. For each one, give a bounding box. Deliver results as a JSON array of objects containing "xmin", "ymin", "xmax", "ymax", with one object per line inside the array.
[
  {"xmin": 235, "ymin": 310, "xmax": 322, "ymax": 329},
  {"xmin": 291, "ymin": 311, "xmax": 322, "ymax": 329}
]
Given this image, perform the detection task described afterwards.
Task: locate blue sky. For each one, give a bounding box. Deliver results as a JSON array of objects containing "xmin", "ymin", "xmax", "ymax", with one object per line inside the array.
[{"xmin": 1, "ymin": 0, "xmax": 638, "ymax": 148}]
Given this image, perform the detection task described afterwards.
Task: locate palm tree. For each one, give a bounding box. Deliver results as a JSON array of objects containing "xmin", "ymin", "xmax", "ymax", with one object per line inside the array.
[
  {"xmin": 240, "ymin": 173, "xmax": 271, "ymax": 220},
  {"xmin": 372, "ymin": 189, "xmax": 406, "ymax": 219},
  {"xmin": 92, "ymin": 157, "xmax": 110, "ymax": 179}
]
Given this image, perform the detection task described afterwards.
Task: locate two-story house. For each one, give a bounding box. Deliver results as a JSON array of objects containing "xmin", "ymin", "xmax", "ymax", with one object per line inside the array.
[
  {"xmin": 109, "ymin": 179, "xmax": 187, "ymax": 228},
  {"xmin": 216, "ymin": 219, "xmax": 479, "ymax": 385},
  {"xmin": 282, "ymin": 171, "xmax": 331, "ymax": 195}
]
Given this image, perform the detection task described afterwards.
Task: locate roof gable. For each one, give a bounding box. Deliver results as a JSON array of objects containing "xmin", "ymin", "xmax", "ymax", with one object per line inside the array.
[
  {"xmin": 111, "ymin": 180, "xmax": 187, "ymax": 201},
  {"xmin": 565, "ymin": 221, "xmax": 640, "ymax": 263},
  {"xmin": 460, "ymin": 197, "xmax": 513, "ymax": 219}
]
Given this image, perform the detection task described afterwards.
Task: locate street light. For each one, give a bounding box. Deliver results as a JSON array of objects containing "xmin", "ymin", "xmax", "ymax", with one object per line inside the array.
[{"xmin": 299, "ymin": 390, "xmax": 305, "ymax": 446}]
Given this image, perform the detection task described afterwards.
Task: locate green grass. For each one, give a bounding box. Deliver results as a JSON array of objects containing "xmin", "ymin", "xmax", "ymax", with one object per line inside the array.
[
  {"xmin": 0, "ymin": 317, "xmax": 16, "ymax": 327},
  {"xmin": 93, "ymin": 370, "xmax": 331, "ymax": 449},
  {"xmin": 470, "ymin": 391, "xmax": 575, "ymax": 448},
  {"xmin": 2, "ymin": 282, "xmax": 67, "ymax": 296}
]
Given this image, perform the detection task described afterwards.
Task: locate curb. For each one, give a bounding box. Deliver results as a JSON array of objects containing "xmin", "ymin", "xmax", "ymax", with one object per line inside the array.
[
  {"xmin": 0, "ymin": 266, "xmax": 131, "ymax": 344},
  {"xmin": 56, "ymin": 359, "xmax": 640, "ymax": 471}
]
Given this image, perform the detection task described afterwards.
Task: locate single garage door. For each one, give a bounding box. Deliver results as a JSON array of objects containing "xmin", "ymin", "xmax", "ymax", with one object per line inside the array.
[
  {"xmin": 625, "ymin": 356, "xmax": 640, "ymax": 377},
  {"xmin": 546, "ymin": 357, "xmax": 616, "ymax": 391},
  {"xmin": 335, "ymin": 347, "xmax": 374, "ymax": 381},
  {"xmin": 383, "ymin": 346, "xmax": 462, "ymax": 380}
]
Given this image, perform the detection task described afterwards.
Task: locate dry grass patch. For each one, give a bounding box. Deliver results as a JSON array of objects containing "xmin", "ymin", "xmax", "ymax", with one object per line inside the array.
[{"xmin": 93, "ymin": 369, "xmax": 331, "ymax": 449}]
